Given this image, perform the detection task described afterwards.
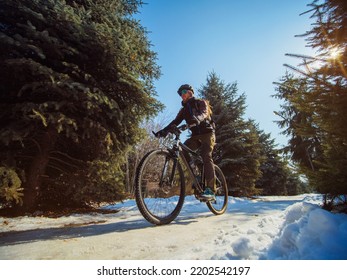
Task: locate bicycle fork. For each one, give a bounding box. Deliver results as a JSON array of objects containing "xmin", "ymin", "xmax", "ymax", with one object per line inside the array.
[{"xmin": 159, "ymin": 156, "xmax": 178, "ymax": 188}]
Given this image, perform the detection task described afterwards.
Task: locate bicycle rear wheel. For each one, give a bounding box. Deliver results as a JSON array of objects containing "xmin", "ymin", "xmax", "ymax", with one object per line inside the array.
[
  {"xmin": 207, "ymin": 165, "xmax": 228, "ymax": 215},
  {"xmin": 134, "ymin": 149, "xmax": 185, "ymax": 225}
]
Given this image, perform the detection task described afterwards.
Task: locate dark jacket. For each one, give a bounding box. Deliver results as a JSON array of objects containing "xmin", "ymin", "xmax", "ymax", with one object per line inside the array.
[{"xmin": 164, "ymin": 97, "xmax": 215, "ymax": 136}]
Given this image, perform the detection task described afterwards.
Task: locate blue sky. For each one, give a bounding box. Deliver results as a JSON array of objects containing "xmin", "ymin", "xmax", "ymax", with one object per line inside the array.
[{"xmin": 136, "ymin": 0, "xmax": 316, "ymax": 146}]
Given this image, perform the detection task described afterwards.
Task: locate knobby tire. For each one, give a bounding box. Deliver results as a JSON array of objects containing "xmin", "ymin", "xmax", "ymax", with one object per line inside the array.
[
  {"xmin": 206, "ymin": 165, "xmax": 228, "ymax": 215},
  {"xmin": 134, "ymin": 149, "xmax": 185, "ymax": 225}
]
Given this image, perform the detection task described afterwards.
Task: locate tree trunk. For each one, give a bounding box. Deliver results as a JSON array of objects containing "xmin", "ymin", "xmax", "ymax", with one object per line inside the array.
[
  {"xmin": 125, "ymin": 151, "xmax": 130, "ymax": 193},
  {"xmin": 20, "ymin": 127, "xmax": 58, "ymax": 213}
]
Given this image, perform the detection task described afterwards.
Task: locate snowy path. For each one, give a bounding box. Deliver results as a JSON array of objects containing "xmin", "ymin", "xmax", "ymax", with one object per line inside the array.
[{"xmin": 0, "ymin": 195, "xmax": 311, "ymax": 260}]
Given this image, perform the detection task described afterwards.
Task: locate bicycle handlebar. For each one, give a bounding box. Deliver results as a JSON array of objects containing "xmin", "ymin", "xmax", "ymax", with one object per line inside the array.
[{"xmin": 152, "ymin": 123, "xmax": 197, "ymax": 139}]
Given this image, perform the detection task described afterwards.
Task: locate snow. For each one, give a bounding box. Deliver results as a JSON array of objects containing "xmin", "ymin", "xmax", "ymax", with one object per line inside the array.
[{"xmin": 1, "ymin": 193, "xmax": 347, "ymax": 260}]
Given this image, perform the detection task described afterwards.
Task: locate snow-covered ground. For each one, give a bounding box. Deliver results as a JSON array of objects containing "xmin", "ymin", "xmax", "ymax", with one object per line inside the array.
[{"xmin": 1, "ymin": 193, "xmax": 347, "ymax": 260}]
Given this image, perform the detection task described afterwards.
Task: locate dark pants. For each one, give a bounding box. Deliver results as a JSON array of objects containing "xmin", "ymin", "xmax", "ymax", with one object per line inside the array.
[{"xmin": 183, "ymin": 132, "xmax": 216, "ymax": 192}]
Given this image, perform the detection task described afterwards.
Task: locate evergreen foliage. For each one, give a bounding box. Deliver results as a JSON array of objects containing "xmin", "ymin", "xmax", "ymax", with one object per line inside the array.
[
  {"xmin": 0, "ymin": 166, "xmax": 23, "ymax": 206},
  {"xmin": 124, "ymin": 119, "xmax": 163, "ymax": 194},
  {"xmin": 198, "ymin": 72, "xmax": 262, "ymax": 196},
  {"xmin": 0, "ymin": 0, "xmax": 163, "ymax": 212},
  {"xmin": 273, "ymin": 0, "xmax": 347, "ymax": 205},
  {"xmin": 255, "ymin": 126, "xmax": 307, "ymax": 195},
  {"xmin": 199, "ymin": 72, "xmax": 304, "ymax": 197},
  {"xmin": 255, "ymin": 128, "xmax": 285, "ymax": 195}
]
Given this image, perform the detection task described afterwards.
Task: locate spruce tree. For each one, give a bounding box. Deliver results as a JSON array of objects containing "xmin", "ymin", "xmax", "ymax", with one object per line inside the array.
[
  {"xmin": 273, "ymin": 73, "xmax": 323, "ymax": 177},
  {"xmin": 0, "ymin": 0, "xmax": 163, "ymax": 212},
  {"xmin": 199, "ymin": 72, "xmax": 262, "ymax": 196},
  {"xmin": 274, "ymin": 0, "xmax": 347, "ymax": 207},
  {"xmin": 255, "ymin": 125, "xmax": 304, "ymax": 195}
]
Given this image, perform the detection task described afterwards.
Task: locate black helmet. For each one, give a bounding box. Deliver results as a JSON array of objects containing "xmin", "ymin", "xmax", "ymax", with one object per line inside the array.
[{"xmin": 177, "ymin": 84, "xmax": 194, "ymax": 96}]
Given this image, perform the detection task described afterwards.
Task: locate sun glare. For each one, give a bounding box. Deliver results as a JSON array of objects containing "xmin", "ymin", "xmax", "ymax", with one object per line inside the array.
[{"xmin": 328, "ymin": 46, "xmax": 343, "ymax": 59}]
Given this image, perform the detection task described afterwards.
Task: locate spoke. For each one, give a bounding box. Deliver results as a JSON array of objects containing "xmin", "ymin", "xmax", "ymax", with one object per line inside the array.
[{"xmin": 137, "ymin": 150, "xmax": 184, "ymax": 222}]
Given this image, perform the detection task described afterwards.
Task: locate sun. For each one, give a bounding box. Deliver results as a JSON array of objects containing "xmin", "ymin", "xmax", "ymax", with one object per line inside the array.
[{"xmin": 328, "ymin": 46, "xmax": 342, "ymax": 59}]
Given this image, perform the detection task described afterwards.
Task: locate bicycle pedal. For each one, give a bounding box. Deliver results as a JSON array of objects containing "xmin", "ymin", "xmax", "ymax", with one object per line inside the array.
[
  {"xmin": 198, "ymin": 196, "xmax": 216, "ymax": 203},
  {"xmin": 197, "ymin": 195, "xmax": 207, "ymax": 202}
]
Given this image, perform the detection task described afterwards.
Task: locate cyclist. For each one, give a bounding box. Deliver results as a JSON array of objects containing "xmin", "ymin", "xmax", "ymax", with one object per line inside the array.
[{"xmin": 155, "ymin": 84, "xmax": 216, "ymax": 200}]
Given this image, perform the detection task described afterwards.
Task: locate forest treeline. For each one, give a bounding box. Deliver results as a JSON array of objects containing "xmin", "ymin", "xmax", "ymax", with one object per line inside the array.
[{"xmin": 0, "ymin": 0, "xmax": 345, "ymax": 214}]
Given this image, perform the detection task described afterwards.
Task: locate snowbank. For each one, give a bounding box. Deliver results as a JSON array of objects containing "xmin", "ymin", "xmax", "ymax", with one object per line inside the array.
[{"xmin": 1, "ymin": 194, "xmax": 347, "ymax": 260}]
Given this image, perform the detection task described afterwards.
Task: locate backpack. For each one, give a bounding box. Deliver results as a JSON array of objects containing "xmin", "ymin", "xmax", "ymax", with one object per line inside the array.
[{"xmin": 194, "ymin": 98, "xmax": 216, "ymax": 130}]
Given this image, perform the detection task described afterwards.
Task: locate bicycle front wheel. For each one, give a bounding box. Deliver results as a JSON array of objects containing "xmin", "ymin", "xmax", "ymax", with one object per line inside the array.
[
  {"xmin": 134, "ymin": 149, "xmax": 185, "ymax": 225},
  {"xmin": 207, "ymin": 165, "xmax": 228, "ymax": 215}
]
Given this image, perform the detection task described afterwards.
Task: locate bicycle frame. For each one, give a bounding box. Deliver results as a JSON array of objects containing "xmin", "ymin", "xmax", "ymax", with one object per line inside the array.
[{"xmin": 164, "ymin": 130, "xmax": 205, "ymax": 194}]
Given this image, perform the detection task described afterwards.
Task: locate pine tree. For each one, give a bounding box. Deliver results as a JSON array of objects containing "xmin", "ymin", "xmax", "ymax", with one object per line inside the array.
[
  {"xmin": 274, "ymin": 0, "xmax": 347, "ymax": 207},
  {"xmin": 0, "ymin": 0, "xmax": 163, "ymax": 212},
  {"xmin": 254, "ymin": 126, "xmax": 285, "ymax": 195},
  {"xmin": 255, "ymin": 125, "xmax": 305, "ymax": 195},
  {"xmin": 198, "ymin": 72, "xmax": 262, "ymax": 196},
  {"xmin": 273, "ymin": 73, "xmax": 323, "ymax": 177}
]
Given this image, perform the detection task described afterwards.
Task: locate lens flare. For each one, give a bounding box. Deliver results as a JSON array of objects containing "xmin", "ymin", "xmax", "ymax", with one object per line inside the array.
[{"xmin": 328, "ymin": 46, "xmax": 343, "ymax": 59}]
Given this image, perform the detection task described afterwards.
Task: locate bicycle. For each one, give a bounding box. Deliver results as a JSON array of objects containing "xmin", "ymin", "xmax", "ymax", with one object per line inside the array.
[{"xmin": 134, "ymin": 123, "xmax": 228, "ymax": 225}]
